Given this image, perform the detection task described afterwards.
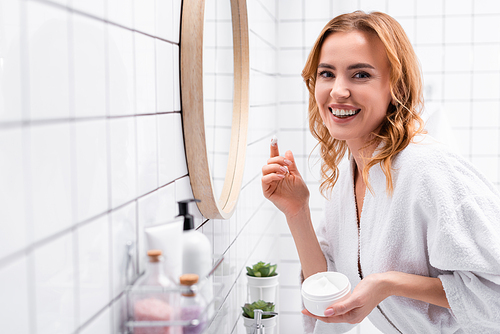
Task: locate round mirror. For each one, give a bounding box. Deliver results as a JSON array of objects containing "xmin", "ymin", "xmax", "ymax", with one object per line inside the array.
[{"xmin": 180, "ymin": 0, "xmax": 249, "ymax": 219}]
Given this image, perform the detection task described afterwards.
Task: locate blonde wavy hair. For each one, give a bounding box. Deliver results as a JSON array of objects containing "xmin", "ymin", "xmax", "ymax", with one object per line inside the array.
[{"xmin": 302, "ymin": 11, "xmax": 425, "ymax": 196}]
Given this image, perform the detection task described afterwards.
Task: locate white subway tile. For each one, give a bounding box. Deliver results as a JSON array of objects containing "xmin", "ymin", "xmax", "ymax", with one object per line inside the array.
[
  {"xmin": 0, "ymin": 128, "xmax": 27, "ymax": 258},
  {"xmin": 78, "ymin": 215, "xmax": 110, "ymax": 325},
  {"xmin": 422, "ymin": 73, "xmax": 443, "ymax": 101},
  {"xmin": 173, "ymin": 113, "xmax": 188, "ymax": 178},
  {"xmin": 30, "ymin": 123, "xmax": 73, "ymax": 241},
  {"xmin": 71, "ymin": 0, "xmax": 105, "ymax": 19},
  {"xmin": 138, "ymin": 189, "xmax": 160, "ymax": 227},
  {"xmin": 80, "ymin": 307, "xmax": 111, "ymax": 334},
  {"xmin": 473, "ymin": 44, "xmax": 500, "ymax": 72},
  {"xmin": 172, "ymin": 0, "xmax": 182, "ymax": 43},
  {"xmin": 472, "ymin": 101, "xmax": 500, "ymax": 128},
  {"xmin": 416, "ymin": 17, "xmax": 443, "ymax": 45},
  {"xmin": 360, "ymin": 0, "xmax": 386, "ymax": 12},
  {"xmin": 278, "ymin": 0, "xmax": 302, "ymax": 20},
  {"xmin": 278, "ymin": 75, "xmax": 306, "ymax": 104},
  {"xmin": 473, "ymin": 73, "xmax": 500, "ymax": 100},
  {"xmin": 279, "ymin": 49, "xmax": 304, "ymax": 76},
  {"xmin": 388, "ymin": 0, "xmax": 415, "ymax": 16},
  {"xmin": 445, "ymin": 16, "xmax": 472, "ymax": 44},
  {"xmin": 109, "ymin": 117, "xmax": 137, "ymax": 209},
  {"xmin": 111, "ymin": 202, "xmax": 137, "ymax": 298},
  {"xmin": 278, "ymin": 21, "xmax": 303, "ymax": 48},
  {"xmin": 474, "ymin": 16, "xmax": 500, "ymax": 43},
  {"xmin": 445, "ymin": 0, "xmax": 472, "ymax": 15},
  {"xmin": 157, "ymin": 182, "xmax": 177, "ymax": 222},
  {"xmin": 133, "ymin": 0, "xmax": 155, "ymax": 36},
  {"xmin": 27, "ymin": 1, "xmax": 70, "ymax": 120},
  {"xmin": 444, "ymin": 73, "xmax": 471, "ymax": 101},
  {"xmin": 444, "ymin": 45, "xmax": 472, "ymax": 72},
  {"xmin": 75, "ymin": 119, "xmax": 108, "ymax": 223},
  {"xmin": 107, "ymin": 0, "xmax": 133, "ymax": 28},
  {"xmin": 137, "ymin": 115, "xmax": 158, "ymax": 196},
  {"xmin": 156, "ymin": 0, "xmax": 174, "ymax": 41},
  {"xmin": 472, "ymin": 128, "xmax": 499, "ymax": 156},
  {"xmin": 158, "ymin": 113, "xmax": 176, "ymax": 185},
  {"xmin": 397, "ymin": 17, "xmax": 416, "ymax": 45},
  {"xmin": 72, "ymin": 14, "xmax": 106, "ymax": 118},
  {"xmin": 173, "ymin": 45, "xmax": 181, "ymax": 111},
  {"xmin": 443, "ymin": 101, "xmax": 471, "ymax": 128},
  {"xmin": 332, "ymin": 0, "xmax": 359, "ymax": 15},
  {"xmin": 0, "ymin": 256, "xmax": 30, "ymax": 334},
  {"xmin": 34, "ymin": 233, "xmax": 75, "ymax": 334},
  {"xmin": 304, "ymin": 0, "xmax": 334, "ymax": 20},
  {"xmin": 279, "ymin": 261, "xmax": 301, "ymax": 287},
  {"xmin": 0, "ymin": 0, "xmax": 22, "ymax": 122},
  {"xmin": 135, "ymin": 33, "xmax": 156, "ymax": 114},
  {"xmin": 416, "ymin": 45, "xmax": 443, "ymax": 73},
  {"xmin": 416, "ymin": 0, "xmax": 443, "ymax": 16},
  {"xmin": 279, "ymin": 286, "xmax": 301, "ymax": 312},
  {"xmin": 304, "ymin": 19, "xmax": 328, "ymax": 48},
  {"xmin": 279, "ymin": 313, "xmax": 305, "ymax": 334},
  {"xmin": 107, "ymin": 24, "xmax": 135, "ymax": 116},
  {"xmin": 475, "ymin": 0, "xmax": 500, "ymax": 14},
  {"xmin": 156, "ymin": 41, "xmax": 174, "ymax": 113},
  {"xmin": 280, "ymin": 129, "xmax": 305, "ymax": 155}
]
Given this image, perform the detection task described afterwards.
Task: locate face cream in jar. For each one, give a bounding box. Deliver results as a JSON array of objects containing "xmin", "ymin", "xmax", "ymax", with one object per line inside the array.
[{"xmin": 301, "ymin": 272, "xmax": 351, "ymax": 317}]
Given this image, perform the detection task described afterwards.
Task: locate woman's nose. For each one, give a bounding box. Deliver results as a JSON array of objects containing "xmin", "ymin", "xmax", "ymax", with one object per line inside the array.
[{"xmin": 330, "ymin": 77, "xmax": 350, "ymax": 100}]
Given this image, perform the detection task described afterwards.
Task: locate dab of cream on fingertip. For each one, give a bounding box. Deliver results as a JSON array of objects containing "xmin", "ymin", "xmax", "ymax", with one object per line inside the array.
[{"xmin": 271, "ymin": 135, "xmax": 278, "ymax": 146}]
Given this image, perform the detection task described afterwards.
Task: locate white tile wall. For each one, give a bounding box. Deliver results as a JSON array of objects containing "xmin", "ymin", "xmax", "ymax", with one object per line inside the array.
[{"xmin": 0, "ymin": 0, "xmax": 280, "ymax": 333}]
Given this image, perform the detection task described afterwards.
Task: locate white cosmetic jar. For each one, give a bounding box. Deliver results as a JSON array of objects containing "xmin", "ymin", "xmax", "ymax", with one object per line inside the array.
[{"xmin": 301, "ymin": 272, "xmax": 351, "ymax": 317}]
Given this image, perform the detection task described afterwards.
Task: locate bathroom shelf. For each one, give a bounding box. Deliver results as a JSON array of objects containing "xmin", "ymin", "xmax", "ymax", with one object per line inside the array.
[{"xmin": 124, "ymin": 257, "xmax": 225, "ymax": 333}]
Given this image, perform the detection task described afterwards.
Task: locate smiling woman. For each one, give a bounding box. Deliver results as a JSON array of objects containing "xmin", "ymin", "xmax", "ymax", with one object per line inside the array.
[{"xmin": 261, "ymin": 10, "xmax": 500, "ymax": 334}]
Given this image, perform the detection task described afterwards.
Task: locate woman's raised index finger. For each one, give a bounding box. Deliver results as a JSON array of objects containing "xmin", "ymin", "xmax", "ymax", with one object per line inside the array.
[{"xmin": 270, "ymin": 135, "xmax": 279, "ymax": 157}]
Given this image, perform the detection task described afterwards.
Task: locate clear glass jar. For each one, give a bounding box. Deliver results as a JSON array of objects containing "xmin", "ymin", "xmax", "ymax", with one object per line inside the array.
[
  {"xmin": 132, "ymin": 250, "xmax": 181, "ymax": 334},
  {"xmin": 180, "ymin": 274, "xmax": 208, "ymax": 334}
]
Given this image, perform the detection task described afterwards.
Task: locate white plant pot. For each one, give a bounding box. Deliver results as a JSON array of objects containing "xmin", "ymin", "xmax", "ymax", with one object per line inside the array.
[
  {"xmin": 246, "ymin": 274, "xmax": 279, "ymax": 304},
  {"xmin": 242, "ymin": 315, "xmax": 277, "ymax": 334}
]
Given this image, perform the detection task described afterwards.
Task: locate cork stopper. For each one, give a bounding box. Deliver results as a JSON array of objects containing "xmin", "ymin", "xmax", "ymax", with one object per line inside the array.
[
  {"xmin": 179, "ymin": 274, "xmax": 199, "ymax": 286},
  {"xmin": 147, "ymin": 249, "xmax": 162, "ymax": 262}
]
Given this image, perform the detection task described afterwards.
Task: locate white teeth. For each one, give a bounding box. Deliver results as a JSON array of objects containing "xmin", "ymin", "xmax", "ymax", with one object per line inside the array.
[{"xmin": 330, "ymin": 109, "xmax": 359, "ymax": 116}]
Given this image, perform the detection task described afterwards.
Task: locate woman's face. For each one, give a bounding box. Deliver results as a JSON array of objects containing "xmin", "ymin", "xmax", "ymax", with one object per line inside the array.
[{"xmin": 314, "ymin": 30, "xmax": 392, "ymax": 147}]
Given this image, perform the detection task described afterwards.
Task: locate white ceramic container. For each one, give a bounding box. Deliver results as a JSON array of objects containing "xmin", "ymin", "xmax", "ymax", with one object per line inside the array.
[{"xmin": 301, "ymin": 272, "xmax": 351, "ymax": 317}]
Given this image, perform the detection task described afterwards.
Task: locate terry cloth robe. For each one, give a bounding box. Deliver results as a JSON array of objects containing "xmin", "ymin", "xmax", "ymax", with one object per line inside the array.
[{"xmin": 307, "ymin": 135, "xmax": 500, "ymax": 334}]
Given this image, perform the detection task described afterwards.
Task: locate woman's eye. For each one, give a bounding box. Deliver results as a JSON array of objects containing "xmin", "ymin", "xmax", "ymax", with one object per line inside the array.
[
  {"xmin": 319, "ymin": 71, "xmax": 334, "ymax": 78},
  {"xmin": 353, "ymin": 72, "xmax": 370, "ymax": 79}
]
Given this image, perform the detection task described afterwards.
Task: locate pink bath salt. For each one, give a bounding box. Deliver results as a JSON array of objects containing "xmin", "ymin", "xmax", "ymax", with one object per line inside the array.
[{"xmin": 134, "ymin": 298, "xmax": 172, "ymax": 334}]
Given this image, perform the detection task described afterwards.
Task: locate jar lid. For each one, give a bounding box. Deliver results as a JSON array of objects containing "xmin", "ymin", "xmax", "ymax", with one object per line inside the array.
[
  {"xmin": 147, "ymin": 249, "xmax": 162, "ymax": 262},
  {"xmin": 179, "ymin": 273, "xmax": 199, "ymax": 286},
  {"xmin": 302, "ymin": 272, "xmax": 351, "ymax": 301}
]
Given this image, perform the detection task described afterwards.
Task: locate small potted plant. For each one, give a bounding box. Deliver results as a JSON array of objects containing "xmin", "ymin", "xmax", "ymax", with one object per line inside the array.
[
  {"xmin": 246, "ymin": 261, "xmax": 279, "ymax": 304},
  {"xmin": 241, "ymin": 300, "xmax": 277, "ymax": 334}
]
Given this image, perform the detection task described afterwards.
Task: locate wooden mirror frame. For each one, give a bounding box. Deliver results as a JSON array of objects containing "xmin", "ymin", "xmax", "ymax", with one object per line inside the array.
[{"xmin": 180, "ymin": 0, "xmax": 249, "ymax": 219}]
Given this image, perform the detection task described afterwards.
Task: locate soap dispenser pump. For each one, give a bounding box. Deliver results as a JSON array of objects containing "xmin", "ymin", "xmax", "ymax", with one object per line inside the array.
[{"xmin": 177, "ymin": 200, "xmax": 213, "ymax": 311}]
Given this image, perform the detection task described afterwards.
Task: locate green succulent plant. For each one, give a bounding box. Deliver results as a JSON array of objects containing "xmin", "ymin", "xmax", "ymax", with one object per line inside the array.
[
  {"xmin": 241, "ymin": 300, "xmax": 276, "ymax": 319},
  {"xmin": 246, "ymin": 261, "xmax": 277, "ymax": 277}
]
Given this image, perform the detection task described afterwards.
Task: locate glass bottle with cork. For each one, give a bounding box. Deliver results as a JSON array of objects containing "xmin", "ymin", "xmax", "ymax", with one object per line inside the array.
[{"xmin": 180, "ymin": 274, "xmax": 208, "ymax": 334}]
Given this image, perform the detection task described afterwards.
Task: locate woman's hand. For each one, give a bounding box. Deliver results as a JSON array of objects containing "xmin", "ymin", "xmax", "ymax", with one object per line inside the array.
[
  {"xmin": 302, "ymin": 273, "xmax": 391, "ymax": 324},
  {"xmin": 261, "ymin": 138, "xmax": 310, "ymax": 218}
]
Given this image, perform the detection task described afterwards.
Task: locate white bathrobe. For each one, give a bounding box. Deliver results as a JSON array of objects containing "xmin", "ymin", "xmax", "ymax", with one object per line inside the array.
[{"xmin": 308, "ymin": 135, "xmax": 500, "ymax": 334}]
